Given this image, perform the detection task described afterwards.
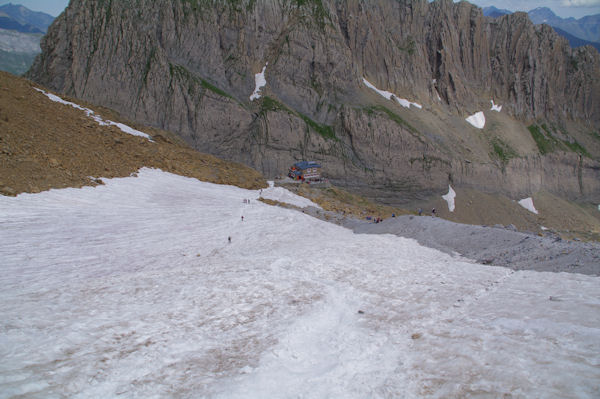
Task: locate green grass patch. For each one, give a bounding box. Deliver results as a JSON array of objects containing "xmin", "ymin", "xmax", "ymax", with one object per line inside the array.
[
  {"xmin": 293, "ymin": 0, "xmax": 331, "ymax": 29},
  {"xmin": 298, "ymin": 112, "xmax": 336, "ymax": 140},
  {"xmin": 258, "ymin": 96, "xmax": 336, "ymax": 141},
  {"xmin": 528, "ymin": 124, "xmax": 556, "ymax": 155},
  {"xmin": 365, "ymin": 106, "xmax": 421, "ymax": 138},
  {"xmin": 260, "ymin": 96, "xmax": 291, "ymax": 113},
  {"xmin": 490, "ymin": 137, "xmax": 517, "ymax": 163},
  {"xmin": 169, "ymin": 63, "xmax": 234, "ymax": 99},
  {"xmin": 528, "ymin": 124, "xmax": 591, "ymax": 157},
  {"xmin": 562, "ymin": 140, "xmax": 590, "ymax": 157},
  {"xmin": 201, "ymin": 79, "xmax": 233, "ymax": 99}
]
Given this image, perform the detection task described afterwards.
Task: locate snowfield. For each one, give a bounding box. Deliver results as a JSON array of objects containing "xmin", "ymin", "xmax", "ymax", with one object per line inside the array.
[{"xmin": 1, "ymin": 169, "xmax": 599, "ymax": 398}]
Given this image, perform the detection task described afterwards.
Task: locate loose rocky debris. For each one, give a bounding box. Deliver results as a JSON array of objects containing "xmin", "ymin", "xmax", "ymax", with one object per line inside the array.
[
  {"xmin": 351, "ymin": 215, "xmax": 600, "ymax": 276},
  {"xmin": 0, "ymin": 72, "xmax": 266, "ymax": 196}
]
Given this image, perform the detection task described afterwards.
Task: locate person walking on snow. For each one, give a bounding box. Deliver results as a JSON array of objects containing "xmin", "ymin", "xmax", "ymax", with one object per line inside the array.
[
  {"xmin": 228, "ymin": 236, "xmax": 231, "ymax": 243},
  {"xmin": 241, "ymin": 216, "xmax": 244, "ymax": 221}
]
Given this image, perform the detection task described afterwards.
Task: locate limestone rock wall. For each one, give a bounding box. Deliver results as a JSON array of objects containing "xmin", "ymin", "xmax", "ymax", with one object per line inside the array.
[{"xmin": 27, "ymin": 0, "xmax": 600, "ymax": 202}]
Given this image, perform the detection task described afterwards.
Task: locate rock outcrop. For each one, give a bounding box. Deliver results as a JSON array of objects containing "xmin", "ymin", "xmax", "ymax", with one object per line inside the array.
[{"xmin": 27, "ymin": 0, "xmax": 600, "ymax": 203}]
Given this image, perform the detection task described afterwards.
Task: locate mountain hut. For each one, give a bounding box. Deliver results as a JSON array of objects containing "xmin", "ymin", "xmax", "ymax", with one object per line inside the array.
[{"xmin": 288, "ymin": 161, "xmax": 322, "ymax": 181}]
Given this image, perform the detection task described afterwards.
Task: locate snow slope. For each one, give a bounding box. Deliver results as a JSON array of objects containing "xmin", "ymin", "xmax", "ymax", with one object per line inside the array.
[{"xmin": 1, "ymin": 169, "xmax": 598, "ymax": 398}]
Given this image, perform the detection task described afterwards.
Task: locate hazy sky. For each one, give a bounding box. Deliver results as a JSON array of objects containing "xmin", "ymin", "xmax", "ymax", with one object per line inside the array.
[{"xmin": 1, "ymin": 0, "xmax": 599, "ymax": 19}]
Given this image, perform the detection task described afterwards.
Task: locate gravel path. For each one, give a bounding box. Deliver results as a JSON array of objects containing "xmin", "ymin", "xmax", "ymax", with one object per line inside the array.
[{"xmin": 341, "ymin": 215, "xmax": 600, "ymax": 276}]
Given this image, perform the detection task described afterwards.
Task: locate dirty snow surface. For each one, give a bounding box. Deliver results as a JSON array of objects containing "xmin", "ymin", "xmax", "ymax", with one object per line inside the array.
[
  {"xmin": 1, "ymin": 169, "xmax": 599, "ymax": 398},
  {"xmin": 260, "ymin": 181, "xmax": 321, "ymax": 209}
]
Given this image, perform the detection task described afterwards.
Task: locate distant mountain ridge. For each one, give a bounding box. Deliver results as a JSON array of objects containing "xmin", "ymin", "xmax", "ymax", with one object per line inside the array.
[
  {"xmin": 482, "ymin": 6, "xmax": 511, "ymax": 19},
  {"xmin": 528, "ymin": 7, "xmax": 600, "ymax": 43},
  {"xmin": 0, "ymin": 3, "xmax": 53, "ymax": 75},
  {"xmin": 0, "ymin": 14, "xmax": 42, "ymax": 33},
  {"xmin": 484, "ymin": 6, "xmax": 600, "ymax": 49},
  {"xmin": 553, "ymin": 26, "xmax": 600, "ymax": 52},
  {"xmin": 0, "ymin": 3, "xmax": 54, "ymax": 33}
]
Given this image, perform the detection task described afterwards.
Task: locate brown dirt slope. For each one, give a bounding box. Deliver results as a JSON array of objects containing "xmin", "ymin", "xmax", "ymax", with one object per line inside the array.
[{"xmin": 0, "ymin": 71, "xmax": 266, "ymax": 195}]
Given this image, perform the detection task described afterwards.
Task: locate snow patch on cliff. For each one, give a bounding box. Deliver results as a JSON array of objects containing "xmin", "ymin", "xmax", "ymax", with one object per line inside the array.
[
  {"xmin": 34, "ymin": 88, "xmax": 153, "ymax": 141},
  {"xmin": 491, "ymin": 100, "xmax": 502, "ymax": 112},
  {"xmin": 442, "ymin": 185, "xmax": 456, "ymax": 212},
  {"xmin": 466, "ymin": 111, "xmax": 486, "ymax": 129},
  {"xmin": 362, "ymin": 78, "xmax": 422, "ymax": 109},
  {"xmin": 396, "ymin": 97, "xmax": 422, "ymax": 109},
  {"xmin": 518, "ymin": 197, "xmax": 539, "ymax": 214},
  {"xmin": 362, "ymin": 78, "xmax": 394, "ymax": 100},
  {"xmin": 250, "ymin": 63, "xmax": 268, "ymax": 101}
]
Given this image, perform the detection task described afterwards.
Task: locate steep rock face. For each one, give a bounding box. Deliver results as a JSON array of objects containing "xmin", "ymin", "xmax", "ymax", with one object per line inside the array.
[
  {"xmin": 488, "ymin": 13, "xmax": 599, "ymax": 122},
  {"xmin": 28, "ymin": 0, "xmax": 600, "ymax": 203}
]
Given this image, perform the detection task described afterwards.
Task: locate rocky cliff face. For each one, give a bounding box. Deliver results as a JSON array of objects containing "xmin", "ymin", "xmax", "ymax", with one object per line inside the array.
[{"xmin": 28, "ymin": 0, "xmax": 600, "ymax": 204}]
